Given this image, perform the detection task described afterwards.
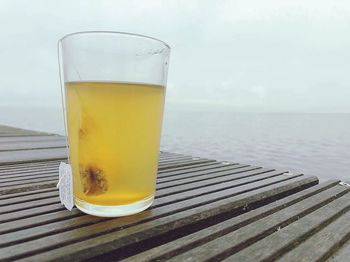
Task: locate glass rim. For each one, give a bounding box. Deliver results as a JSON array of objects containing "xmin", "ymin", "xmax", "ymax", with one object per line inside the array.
[{"xmin": 58, "ymin": 31, "xmax": 171, "ymax": 50}]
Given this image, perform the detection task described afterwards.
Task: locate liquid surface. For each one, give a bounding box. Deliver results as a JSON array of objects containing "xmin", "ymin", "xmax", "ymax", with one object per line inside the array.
[{"xmin": 65, "ymin": 81, "xmax": 165, "ymax": 205}]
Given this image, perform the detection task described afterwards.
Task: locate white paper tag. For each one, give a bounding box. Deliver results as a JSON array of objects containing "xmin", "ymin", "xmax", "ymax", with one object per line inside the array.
[{"xmin": 57, "ymin": 162, "xmax": 74, "ymax": 211}]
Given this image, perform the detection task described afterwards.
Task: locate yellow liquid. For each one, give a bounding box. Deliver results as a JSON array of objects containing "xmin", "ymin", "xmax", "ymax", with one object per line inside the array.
[{"xmin": 65, "ymin": 81, "xmax": 165, "ymax": 206}]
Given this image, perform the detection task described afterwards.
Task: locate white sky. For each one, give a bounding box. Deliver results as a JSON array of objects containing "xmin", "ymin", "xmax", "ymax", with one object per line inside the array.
[{"xmin": 1, "ymin": 0, "xmax": 350, "ymax": 113}]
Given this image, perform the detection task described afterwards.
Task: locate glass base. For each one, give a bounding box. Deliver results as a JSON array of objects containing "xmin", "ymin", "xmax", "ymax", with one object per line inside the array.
[{"xmin": 74, "ymin": 194, "xmax": 154, "ymax": 217}]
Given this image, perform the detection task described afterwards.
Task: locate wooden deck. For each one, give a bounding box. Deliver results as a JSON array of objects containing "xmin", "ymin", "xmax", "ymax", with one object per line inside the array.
[{"xmin": 0, "ymin": 125, "xmax": 349, "ymax": 261}]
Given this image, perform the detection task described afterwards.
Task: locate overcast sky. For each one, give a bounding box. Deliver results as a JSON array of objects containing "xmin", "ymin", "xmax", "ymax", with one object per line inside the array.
[{"xmin": 1, "ymin": 0, "xmax": 350, "ymax": 113}]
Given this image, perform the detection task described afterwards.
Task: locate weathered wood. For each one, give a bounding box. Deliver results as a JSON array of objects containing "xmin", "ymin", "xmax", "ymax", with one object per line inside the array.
[
  {"xmin": 329, "ymin": 241, "xmax": 350, "ymax": 262},
  {"xmin": 280, "ymin": 208, "xmax": 350, "ymax": 261},
  {"xmin": 157, "ymin": 161, "xmax": 230, "ymax": 174},
  {"xmin": 0, "ymin": 202, "xmax": 65, "ymax": 224},
  {"xmin": 156, "ymin": 156, "xmax": 194, "ymax": 163},
  {"xmin": 0, "ymin": 140, "xmax": 66, "ymax": 152},
  {"xmin": 0, "ymin": 173, "xmax": 57, "ymax": 183},
  {"xmin": 0, "ymin": 148, "xmax": 67, "ymax": 164},
  {"xmin": 153, "ymin": 171, "xmax": 294, "ymax": 208},
  {"xmin": 0, "ymin": 125, "xmax": 349, "ymax": 261},
  {"xmin": 0, "ymin": 126, "xmax": 54, "ymax": 137},
  {"xmin": 0, "ymin": 190, "xmax": 58, "ymax": 207},
  {"xmin": 0, "ymin": 162, "xmax": 244, "ymax": 197},
  {"xmin": 224, "ymin": 186, "xmax": 350, "ymax": 262},
  {"xmin": 156, "ymin": 166, "xmax": 266, "ymax": 189},
  {"xmin": 157, "ymin": 159, "xmax": 217, "ymax": 170},
  {"xmin": 0, "ymin": 165, "xmax": 59, "ymax": 175},
  {"xmin": 0, "ymin": 135, "xmax": 65, "ymax": 143},
  {"xmin": 0, "ymin": 177, "xmax": 58, "ymax": 188},
  {"xmin": 0, "ymin": 169, "xmax": 285, "ymax": 217},
  {"xmin": 0, "ymin": 181, "xmax": 57, "ymax": 196},
  {"xmin": 0, "ymin": 187, "xmax": 57, "ymax": 201},
  {"xmin": 0, "ymin": 160, "xmax": 61, "ymax": 171},
  {"xmin": 0, "ymin": 156, "xmax": 195, "ymax": 172},
  {"xmin": 167, "ymin": 184, "xmax": 350, "ymax": 262},
  {"xmin": 125, "ymin": 180, "xmax": 340, "ymax": 262},
  {"xmin": 8, "ymin": 177, "xmax": 317, "ymax": 261},
  {"xmin": 0, "ymin": 209, "xmax": 83, "ymax": 235}
]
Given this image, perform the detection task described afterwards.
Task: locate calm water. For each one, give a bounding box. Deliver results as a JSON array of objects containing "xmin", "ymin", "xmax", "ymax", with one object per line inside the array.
[
  {"xmin": 162, "ymin": 111, "xmax": 350, "ymax": 182},
  {"xmin": 1, "ymin": 106, "xmax": 349, "ymax": 182}
]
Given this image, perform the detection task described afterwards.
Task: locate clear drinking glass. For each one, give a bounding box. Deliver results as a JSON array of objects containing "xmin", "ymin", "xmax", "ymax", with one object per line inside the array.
[{"xmin": 58, "ymin": 31, "xmax": 170, "ymax": 217}]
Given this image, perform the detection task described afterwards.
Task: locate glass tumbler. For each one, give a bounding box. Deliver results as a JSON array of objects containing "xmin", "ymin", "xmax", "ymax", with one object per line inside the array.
[{"xmin": 58, "ymin": 31, "xmax": 170, "ymax": 217}]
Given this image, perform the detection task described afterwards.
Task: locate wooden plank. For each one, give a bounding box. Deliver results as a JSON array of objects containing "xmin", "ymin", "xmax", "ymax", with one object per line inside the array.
[
  {"xmin": 153, "ymin": 170, "xmax": 290, "ymax": 208},
  {"xmin": 157, "ymin": 165, "xmax": 254, "ymax": 183},
  {"xmin": 0, "ymin": 181, "xmax": 57, "ymax": 196},
  {"xmin": 0, "ymin": 152, "xmax": 178, "ymax": 172},
  {"xmin": 0, "ymin": 161, "xmax": 238, "ymax": 197},
  {"xmin": 0, "ymin": 125, "xmax": 49, "ymax": 132},
  {"xmin": 0, "ymin": 133, "xmax": 52, "ymax": 137},
  {"xmin": 0, "ymin": 162, "xmax": 235, "ymax": 190},
  {"xmin": 224, "ymin": 187, "xmax": 350, "ymax": 261},
  {"xmin": 125, "ymin": 180, "xmax": 340, "ymax": 262},
  {"xmin": 329, "ymin": 241, "xmax": 350, "ymax": 262},
  {"xmin": 0, "ymin": 148, "xmax": 67, "ymax": 165},
  {"xmin": 0, "ymin": 161, "xmax": 61, "ymax": 171},
  {"xmin": 0, "ymin": 173, "xmax": 57, "ymax": 183},
  {"xmin": 157, "ymin": 162, "xmax": 237, "ymax": 176},
  {"xmin": 0, "ymin": 126, "xmax": 52, "ymax": 137},
  {"xmin": 280, "ymin": 209, "xmax": 350, "ymax": 261},
  {"xmin": 0, "ymin": 164, "xmax": 59, "ymax": 174},
  {"xmin": 0, "ymin": 163, "xmax": 230, "ymax": 187},
  {"xmin": 0, "ymin": 203, "xmax": 66, "ymax": 224},
  {"xmin": 0, "ymin": 140, "xmax": 66, "ymax": 152},
  {"xmin": 0, "ymin": 188, "xmax": 57, "ymax": 202},
  {"xmin": 157, "ymin": 156, "xmax": 194, "ymax": 163},
  {"xmin": 157, "ymin": 166, "xmax": 264, "ymax": 189},
  {"xmin": 0, "ymin": 211, "xmax": 105, "ymax": 247},
  {"xmin": 0, "ymin": 190, "xmax": 58, "ymax": 207},
  {"xmin": 0, "ymin": 177, "xmax": 58, "ymax": 188},
  {"xmin": 14, "ymin": 176, "xmax": 317, "ymax": 261},
  {"xmin": 159, "ymin": 156, "xmax": 189, "ymax": 161},
  {"xmin": 0, "ymin": 197, "xmax": 61, "ymax": 215},
  {"xmin": 169, "ymin": 184, "xmax": 350, "ymax": 262},
  {"xmin": 0, "ymin": 151, "xmax": 179, "ymax": 166},
  {"xmin": 0, "ymin": 187, "xmax": 57, "ymax": 200},
  {"xmin": 159, "ymin": 153, "xmax": 185, "ymax": 160},
  {"xmin": 0, "ymin": 170, "xmax": 295, "ymax": 225},
  {"xmin": 0, "ymin": 165, "xmax": 252, "ymax": 205},
  {"xmin": 0, "ymin": 209, "xmax": 83, "ymax": 235},
  {"xmin": 0, "ymin": 130, "xmax": 53, "ymax": 137},
  {"xmin": 1, "ymin": 157, "xmax": 211, "ymax": 180},
  {"xmin": 158, "ymin": 154, "xmax": 191, "ymax": 162},
  {"xmin": 0, "ymin": 147, "xmax": 183, "ymax": 166},
  {"xmin": 0, "ymin": 168, "xmax": 278, "ymax": 215},
  {"xmin": 0, "ymin": 136, "xmax": 65, "ymax": 143},
  {"xmin": 0, "ymin": 170, "xmax": 58, "ymax": 179},
  {"xmin": 0, "ymin": 129, "xmax": 53, "ymax": 137},
  {"xmin": 157, "ymin": 159, "xmax": 216, "ymax": 170},
  {"xmin": 0, "ymin": 168, "xmax": 278, "ymax": 211},
  {"xmin": 157, "ymin": 161, "xmax": 232, "ymax": 174},
  {"xmin": 3, "ymin": 125, "xmax": 342, "ymax": 261},
  {"xmin": 0, "ymin": 125, "xmax": 29, "ymax": 131},
  {"xmin": 159, "ymin": 157, "xmax": 195, "ymax": 164},
  {"xmin": 0, "ymin": 163, "xmax": 235, "ymax": 185}
]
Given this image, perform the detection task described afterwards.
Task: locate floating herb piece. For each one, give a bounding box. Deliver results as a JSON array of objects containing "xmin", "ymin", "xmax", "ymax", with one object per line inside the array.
[
  {"xmin": 79, "ymin": 128, "xmax": 87, "ymax": 139},
  {"xmin": 80, "ymin": 165, "xmax": 108, "ymax": 195}
]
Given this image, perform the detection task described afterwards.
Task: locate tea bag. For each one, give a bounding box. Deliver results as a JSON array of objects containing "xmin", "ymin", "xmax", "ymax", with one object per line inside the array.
[
  {"xmin": 57, "ymin": 162, "xmax": 74, "ymax": 210},
  {"xmin": 77, "ymin": 111, "xmax": 108, "ymax": 196},
  {"xmin": 80, "ymin": 165, "xmax": 108, "ymax": 195}
]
